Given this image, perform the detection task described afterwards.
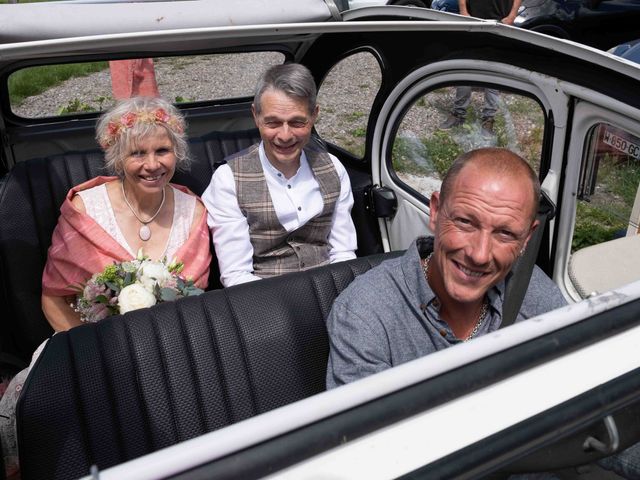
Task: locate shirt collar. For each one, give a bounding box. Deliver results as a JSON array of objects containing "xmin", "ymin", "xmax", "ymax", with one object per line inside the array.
[
  {"xmin": 258, "ymin": 141, "xmax": 307, "ymax": 180},
  {"xmin": 403, "ymin": 236, "xmax": 506, "ymax": 315}
]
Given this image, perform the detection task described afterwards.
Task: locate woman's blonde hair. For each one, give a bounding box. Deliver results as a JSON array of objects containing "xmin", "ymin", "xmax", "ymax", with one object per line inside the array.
[{"xmin": 95, "ymin": 96, "xmax": 191, "ymax": 177}]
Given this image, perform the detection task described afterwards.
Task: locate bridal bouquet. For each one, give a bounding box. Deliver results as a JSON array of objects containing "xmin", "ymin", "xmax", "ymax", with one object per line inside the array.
[{"xmin": 74, "ymin": 251, "xmax": 204, "ymax": 323}]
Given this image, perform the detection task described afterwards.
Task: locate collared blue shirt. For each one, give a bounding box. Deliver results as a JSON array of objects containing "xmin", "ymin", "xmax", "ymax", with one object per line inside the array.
[{"xmin": 326, "ymin": 237, "xmax": 568, "ymax": 388}]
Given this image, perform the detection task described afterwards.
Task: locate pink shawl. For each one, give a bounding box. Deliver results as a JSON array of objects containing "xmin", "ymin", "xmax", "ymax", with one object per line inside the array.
[{"xmin": 42, "ymin": 176, "xmax": 211, "ymax": 296}]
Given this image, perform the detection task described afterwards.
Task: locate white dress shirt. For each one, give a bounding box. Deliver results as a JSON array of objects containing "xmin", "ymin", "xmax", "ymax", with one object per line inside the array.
[{"xmin": 202, "ymin": 142, "xmax": 357, "ymax": 287}]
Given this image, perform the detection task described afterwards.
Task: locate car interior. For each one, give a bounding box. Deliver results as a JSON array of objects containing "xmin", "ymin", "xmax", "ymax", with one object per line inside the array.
[{"xmin": 1, "ymin": 3, "xmax": 640, "ymax": 479}]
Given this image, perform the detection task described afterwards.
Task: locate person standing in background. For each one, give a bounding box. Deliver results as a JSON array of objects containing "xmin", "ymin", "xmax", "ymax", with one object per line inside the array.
[
  {"xmin": 439, "ymin": 0, "xmax": 522, "ymax": 135},
  {"xmin": 109, "ymin": 59, "xmax": 160, "ymax": 99}
]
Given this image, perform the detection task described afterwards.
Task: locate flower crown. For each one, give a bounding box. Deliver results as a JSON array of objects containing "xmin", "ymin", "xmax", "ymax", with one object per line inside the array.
[{"xmin": 99, "ymin": 108, "xmax": 184, "ymax": 149}]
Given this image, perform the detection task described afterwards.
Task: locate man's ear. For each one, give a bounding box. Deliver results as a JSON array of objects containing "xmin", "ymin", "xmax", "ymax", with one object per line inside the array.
[
  {"xmin": 251, "ymin": 103, "xmax": 257, "ymax": 122},
  {"xmin": 429, "ymin": 191, "xmax": 440, "ymax": 232},
  {"xmin": 522, "ymin": 218, "xmax": 540, "ymax": 252},
  {"xmin": 312, "ymin": 104, "xmax": 319, "ymax": 120}
]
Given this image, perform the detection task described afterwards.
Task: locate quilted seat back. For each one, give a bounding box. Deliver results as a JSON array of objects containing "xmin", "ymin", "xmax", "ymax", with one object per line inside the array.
[{"xmin": 18, "ymin": 252, "xmax": 399, "ymax": 480}]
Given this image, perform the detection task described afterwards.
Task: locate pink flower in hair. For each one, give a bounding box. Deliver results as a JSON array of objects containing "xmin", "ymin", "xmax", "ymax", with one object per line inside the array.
[
  {"xmin": 100, "ymin": 105, "xmax": 183, "ymax": 150},
  {"xmin": 121, "ymin": 112, "xmax": 137, "ymax": 128},
  {"xmin": 107, "ymin": 121, "xmax": 120, "ymax": 137},
  {"xmin": 154, "ymin": 108, "xmax": 170, "ymax": 123}
]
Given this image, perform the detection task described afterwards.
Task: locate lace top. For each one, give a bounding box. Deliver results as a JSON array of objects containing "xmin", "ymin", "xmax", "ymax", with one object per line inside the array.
[{"xmin": 77, "ymin": 183, "xmax": 196, "ymax": 259}]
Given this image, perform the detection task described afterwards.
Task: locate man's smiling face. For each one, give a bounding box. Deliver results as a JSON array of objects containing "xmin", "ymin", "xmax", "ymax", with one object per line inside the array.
[
  {"xmin": 428, "ymin": 161, "xmax": 537, "ymax": 307},
  {"xmin": 253, "ymin": 88, "xmax": 317, "ymax": 177}
]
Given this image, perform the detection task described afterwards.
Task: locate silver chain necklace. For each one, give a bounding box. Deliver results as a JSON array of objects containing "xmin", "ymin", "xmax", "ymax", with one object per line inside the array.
[
  {"xmin": 421, "ymin": 253, "xmax": 489, "ymax": 341},
  {"xmin": 121, "ymin": 180, "xmax": 166, "ymax": 241}
]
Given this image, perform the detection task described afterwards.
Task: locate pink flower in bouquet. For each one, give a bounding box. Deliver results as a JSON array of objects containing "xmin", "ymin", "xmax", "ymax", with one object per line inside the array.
[
  {"xmin": 86, "ymin": 302, "xmax": 110, "ymax": 323},
  {"xmin": 82, "ymin": 279, "xmax": 110, "ymax": 302}
]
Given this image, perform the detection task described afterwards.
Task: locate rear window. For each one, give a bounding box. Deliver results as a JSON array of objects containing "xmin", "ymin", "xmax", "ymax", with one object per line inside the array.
[{"xmin": 9, "ymin": 52, "xmax": 285, "ymax": 118}]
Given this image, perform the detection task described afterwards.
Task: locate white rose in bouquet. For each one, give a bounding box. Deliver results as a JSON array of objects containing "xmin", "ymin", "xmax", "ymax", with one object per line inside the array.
[
  {"xmin": 118, "ymin": 283, "xmax": 157, "ymax": 314},
  {"xmin": 139, "ymin": 260, "xmax": 172, "ymax": 292},
  {"xmin": 75, "ymin": 252, "xmax": 203, "ymax": 323}
]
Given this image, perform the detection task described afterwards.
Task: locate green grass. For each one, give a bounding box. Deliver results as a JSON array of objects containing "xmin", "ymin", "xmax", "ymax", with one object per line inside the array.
[
  {"xmin": 351, "ymin": 127, "xmax": 366, "ymax": 138},
  {"xmin": 573, "ymin": 202, "xmax": 626, "ymax": 251},
  {"xmin": 506, "ymin": 96, "xmax": 540, "ymax": 115},
  {"xmin": 343, "ymin": 111, "xmax": 366, "ymax": 121},
  {"xmin": 422, "ymin": 131, "xmax": 464, "ymax": 176},
  {"xmin": 573, "ymin": 156, "xmax": 640, "ymax": 251},
  {"xmin": 9, "ymin": 62, "xmax": 108, "ymax": 105},
  {"xmin": 332, "ymin": 134, "xmax": 365, "ymax": 158},
  {"xmin": 599, "ymin": 157, "xmax": 640, "ymax": 205},
  {"xmin": 392, "ymin": 132, "xmax": 463, "ymax": 178}
]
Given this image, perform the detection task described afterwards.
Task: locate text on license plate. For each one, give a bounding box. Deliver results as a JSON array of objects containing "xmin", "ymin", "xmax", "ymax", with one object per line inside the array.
[{"xmin": 602, "ymin": 129, "xmax": 640, "ymax": 160}]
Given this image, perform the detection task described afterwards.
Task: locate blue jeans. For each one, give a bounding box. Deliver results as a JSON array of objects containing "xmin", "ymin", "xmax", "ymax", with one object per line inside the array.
[{"xmin": 452, "ymin": 86, "xmax": 499, "ymax": 120}]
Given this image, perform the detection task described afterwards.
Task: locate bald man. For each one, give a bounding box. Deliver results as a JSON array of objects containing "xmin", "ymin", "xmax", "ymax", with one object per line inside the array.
[{"xmin": 326, "ymin": 147, "xmax": 567, "ymax": 388}]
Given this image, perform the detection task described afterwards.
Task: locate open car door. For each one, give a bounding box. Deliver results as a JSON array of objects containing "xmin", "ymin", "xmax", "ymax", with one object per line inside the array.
[{"xmin": 350, "ymin": 11, "xmax": 640, "ymax": 301}]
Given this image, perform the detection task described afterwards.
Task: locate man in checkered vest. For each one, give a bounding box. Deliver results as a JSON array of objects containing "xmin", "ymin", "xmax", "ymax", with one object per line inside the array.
[{"xmin": 203, "ymin": 63, "xmax": 357, "ymax": 287}]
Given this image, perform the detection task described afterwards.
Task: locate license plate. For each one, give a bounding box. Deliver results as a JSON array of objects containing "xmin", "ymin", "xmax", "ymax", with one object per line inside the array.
[{"xmin": 602, "ymin": 128, "xmax": 640, "ymax": 160}]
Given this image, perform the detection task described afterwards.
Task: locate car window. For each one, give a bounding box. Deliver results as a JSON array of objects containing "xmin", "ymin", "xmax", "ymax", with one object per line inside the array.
[
  {"xmin": 568, "ymin": 123, "xmax": 640, "ymax": 298},
  {"xmin": 389, "ymin": 84, "xmax": 545, "ymax": 200},
  {"xmin": 8, "ymin": 52, "xmax": 285, "ymax": 119},
  {"xmin": 315, "ymin": 51, "xmax": 382, "ymax": 158}
]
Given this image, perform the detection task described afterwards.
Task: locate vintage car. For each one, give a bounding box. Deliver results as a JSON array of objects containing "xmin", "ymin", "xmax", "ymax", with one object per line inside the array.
[{"xmin": 1, "ymin": 1, "xmax": 640, "ymax": 479}]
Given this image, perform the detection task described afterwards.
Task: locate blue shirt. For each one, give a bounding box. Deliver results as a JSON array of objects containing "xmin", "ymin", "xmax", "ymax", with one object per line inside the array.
[{"xmin": 326, "ymin": 237, "xmax": 568, "ymax": 389}]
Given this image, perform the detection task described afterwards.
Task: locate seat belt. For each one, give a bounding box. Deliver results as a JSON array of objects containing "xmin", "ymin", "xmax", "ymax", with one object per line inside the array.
[{"xmin": 501, "ymin": 192, "xmax": 555, "ymax": 328}]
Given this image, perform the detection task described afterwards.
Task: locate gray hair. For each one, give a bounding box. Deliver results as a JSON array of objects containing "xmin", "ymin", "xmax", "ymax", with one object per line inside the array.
[
  {"xmin": 95, "ymin": 96, "xmax": 191, "ymax": 177},
  {"xmin": 253, "ymin": 63, "xmax": 317, "ymax": 116}
]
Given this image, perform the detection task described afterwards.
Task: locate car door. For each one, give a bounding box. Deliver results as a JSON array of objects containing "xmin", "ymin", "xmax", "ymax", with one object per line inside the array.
[
  {"xmin": 363, "ymin": 18, "xmax": 640, "ymax": 295},
  {"xmin": 371, "ymin": 62, "xmax": 560, "ymax": 252},
  {"xmin": 554, "ymin": 101, "xmax": 640, "ymax": 301}
]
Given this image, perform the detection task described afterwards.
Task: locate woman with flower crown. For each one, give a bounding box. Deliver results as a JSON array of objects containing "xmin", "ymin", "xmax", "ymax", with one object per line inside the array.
[{"xmin": 0, "ymin": 96, "xmax": 211, "ymax": 479}]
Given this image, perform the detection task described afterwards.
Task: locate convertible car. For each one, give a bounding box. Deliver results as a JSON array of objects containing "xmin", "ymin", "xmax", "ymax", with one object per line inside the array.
[{"xmin": 0, "ymin": 1, "xmax": 639, "ymax": 479}]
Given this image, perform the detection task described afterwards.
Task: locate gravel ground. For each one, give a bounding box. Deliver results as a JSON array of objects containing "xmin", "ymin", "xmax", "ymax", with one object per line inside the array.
[{"xmin": 13, "ymin": 53, "xmax": 282, "ymax": 118}]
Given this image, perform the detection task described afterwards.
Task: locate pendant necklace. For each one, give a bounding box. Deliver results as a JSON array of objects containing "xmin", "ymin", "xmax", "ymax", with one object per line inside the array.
[
  {"xmin": 421, "ymin": 252, "xmax": 489, "ymax": 341},
  {"xmin": 121, "ymin": 180, "xmax": 166, "ymax": 241}
]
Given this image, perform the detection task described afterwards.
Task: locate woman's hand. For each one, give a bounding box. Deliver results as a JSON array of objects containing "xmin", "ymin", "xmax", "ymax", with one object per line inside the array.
[{"xmin": 41, "ymin": 293, "xmax": 84, "ymax": 332}]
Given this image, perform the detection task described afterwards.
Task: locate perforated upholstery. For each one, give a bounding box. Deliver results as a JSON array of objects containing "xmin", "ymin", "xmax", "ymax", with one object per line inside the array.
[
  {"xmin": 0, "ymin": 150, "xmax": 107, "ymax": 364},
  {"xmin": 0, "ymin": 130, "xmax": 262, "ymax": 366},
  {"xmin": 18, "ymin": 252, "xmax": 400, "ymax": 480}
]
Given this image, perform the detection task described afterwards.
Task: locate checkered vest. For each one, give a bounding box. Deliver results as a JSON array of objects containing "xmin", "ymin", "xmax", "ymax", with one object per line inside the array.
[{"xmin": 227, "ymin": 143, "xmax": 341, "ymax": 278}]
